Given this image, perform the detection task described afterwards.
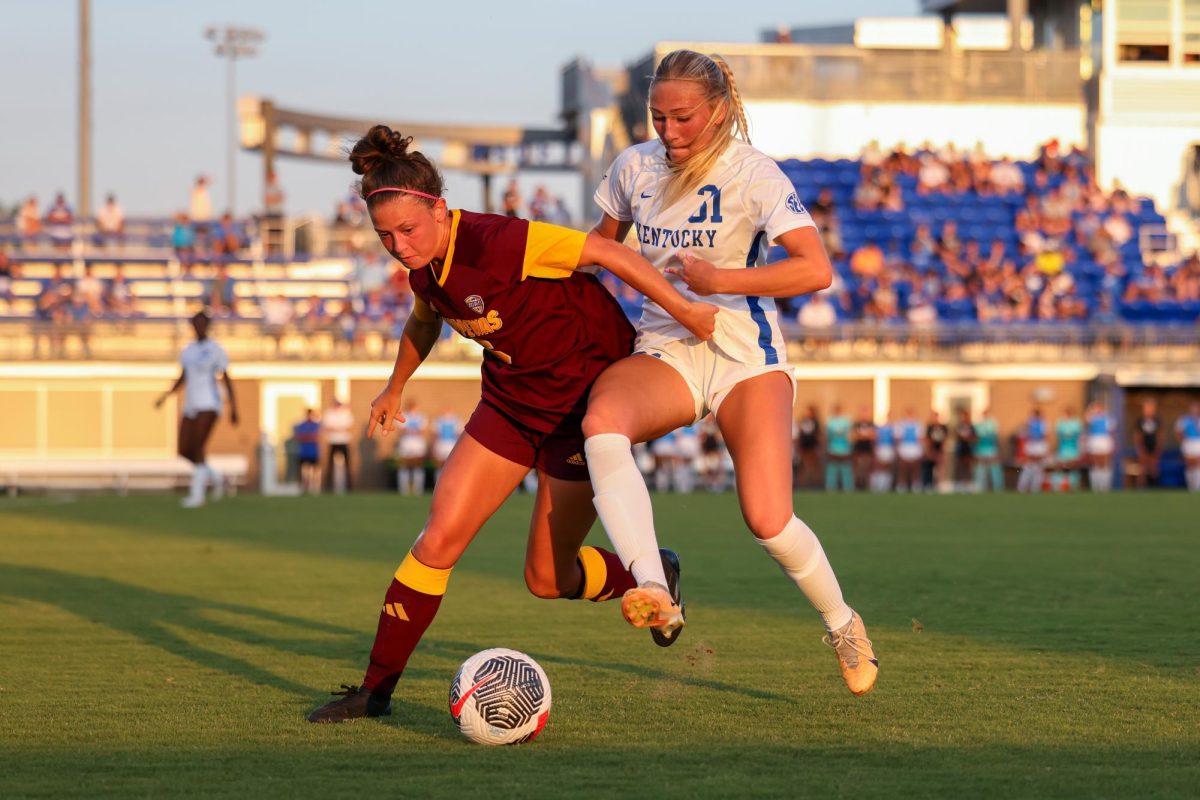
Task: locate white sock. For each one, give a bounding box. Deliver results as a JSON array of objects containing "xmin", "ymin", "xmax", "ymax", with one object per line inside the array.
[
  {"xmin": 758, "ymin": 516, "xmax": 853, "ymax": 633},
  {"xmin": 585, "ymin": 433, "xmax": 668, "ymax": 588},
  {"xmin": 188, "ymin": 465, "xmax": 207, "ymax": 501}
]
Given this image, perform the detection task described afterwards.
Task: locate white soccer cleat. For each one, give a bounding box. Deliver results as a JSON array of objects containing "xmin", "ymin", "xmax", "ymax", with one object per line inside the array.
[
  {"xmin": 181, "ymin": 496, "xmax": 205, "ymax": 509},
  {"xmin": 209, "ymin": 472, "xmax": 225, "ymax": 502}
]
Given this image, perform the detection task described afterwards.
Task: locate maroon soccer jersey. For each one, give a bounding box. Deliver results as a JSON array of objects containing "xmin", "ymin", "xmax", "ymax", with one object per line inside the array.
[{"xmin": 406, "ymin": 210, "xmax": 635, "ymax": 433}]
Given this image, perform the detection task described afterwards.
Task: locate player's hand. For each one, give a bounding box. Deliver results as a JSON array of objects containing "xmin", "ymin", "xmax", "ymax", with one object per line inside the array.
[
  {"xmin": 665, "ymin": 252, "xmax": 722, "ymax": 296},
  {"xmin": 367, "ymin": 384, "xmax": 405, "ymax": 439},
  {"xmin": 680, "ymin": 301, "xmax": 719, "ymax": 341},
  {"xmin": 229, "ymin": 409, "xmax": 239, "ymax": 427}
]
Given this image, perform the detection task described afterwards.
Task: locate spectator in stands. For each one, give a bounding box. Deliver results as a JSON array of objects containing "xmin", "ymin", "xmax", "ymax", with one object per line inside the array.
[
  {"xmin": 1132, "ymin": 398, "xmax": 1161, "ymax": 489},
  {"xmin": 1171, "ymin": 253, "xmax": 1200, "ymax": 300},
  {"xmin": 212, "ymin": 212, "xmax": 245, "ymax": 260},
  {"xmin": 95, "ymin": 193, "xmax": 125, "ymax": 247},
  {"xmin": 352, "ymin": 251, "xmax": 391, "ymax": 303},
  {"xmin": 323, "ymin": 397, "xmax": 355, "ymax": 493},
  {"xmin": 991, "ymin": 156, "xmax": 1025, "ymax": 196},
  {"xmin": 75, "ymin": 264, "xmax": 105, "ymax": 315},
  {"xmin": 849, "ymin": 240, "xmax": 884, "ymax": 278},
  {"xmin": 938, "ymin": 219, "xmax": 962, "ymax": 261},
  {"xmin": 301, "ymin": 294, "xmax": 331, "ymax": 332},
  {"xmin": 852, "ymin": 166, "xmax": 883, "ymax": 211},
  {"xmin": 916, "ymin": 154, "xmax": 949, "ymax": 195},
  {"xmin": 502, "ymin": 179, "xmax": 522, "ymax": 217},
  {"xmin": 206, "ymin": 262, "xmax": 237, "ymax": 316},
  {"xmin": 35, "ymin": 265, "xmax": 72, "ymax": 325},
  {"xmin": 105, "ymin": 264, "xmax": 137, "ymax": 318},
  {"xmin": 1103, "ymin": 211, "xmax": 1133, "ymax": 247},
  {"xmin": 865, "ymin": 272, "xmax": 900, "ymax": 322},
  {"xmin": 334, "ymin": 301, "xmax": 361, "ymax": 355},
  {"xmin": 528, "ymin": 186, "xmax": 551, "ymax": 222},
  {"xmin": 262, "ymin": 293, "xmax": 295, "ymax": 354},
  {"xmin": 798, "ymin": 291, "xmax": 836, "ymax": 330},
  {"xmin": 45, "ymin": 193, "xmax": 74, "ymax": 252},
  {"xmin": 190, "ymin": 176, "xmax": 213, "ymax": 238},
  {"xmin": 17, "ymin": 196, "xmax": 41, "ymax": 246},
  {"xmin": 293, "ymin": 408, "xmax": 322, "ymax": 495},
  {"xmin": 0, "ymin": 247, "xmax": 13, "ymax": 310},
  {"xmin": 810, "ymin": 187, "xmax": 844, "ymax": 258},
  {"xmin": 910, "ymin": 223, "xmax": 937, "ymax": 271},
  {"xmin": 172, "ymin": 212, "xmax": 196, "ymax": 271}
]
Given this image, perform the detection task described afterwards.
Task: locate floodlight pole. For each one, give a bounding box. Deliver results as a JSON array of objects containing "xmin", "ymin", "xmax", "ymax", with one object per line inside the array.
[
  {"xmin": 205, "ymin": 25, "xmax": 264, "ymax": 215},
  {"xmin": 79, "ymin": 0, "xmax": 91, "ymax": 219}
]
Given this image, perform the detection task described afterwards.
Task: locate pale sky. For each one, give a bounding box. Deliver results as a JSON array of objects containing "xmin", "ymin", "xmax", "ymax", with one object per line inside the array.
[{"xmin": 1, "ymin": 0, "xmax": 918, "ymax": 219}]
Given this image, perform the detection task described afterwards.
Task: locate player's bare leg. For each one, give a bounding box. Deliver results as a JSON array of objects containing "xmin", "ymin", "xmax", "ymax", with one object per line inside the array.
[
  {"xmin": 718, "ymin": 371, "xmax": 877, "ymax": 696},
  {"xmin": 583, "ymin": 354, "xmax": 693, "ymax": 641}
]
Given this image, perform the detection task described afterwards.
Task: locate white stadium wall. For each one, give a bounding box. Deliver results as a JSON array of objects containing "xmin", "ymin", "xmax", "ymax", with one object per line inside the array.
[
  {"xmin": 1095, "ymin": 122, "xmax": 1199, "ymax": 214},
  {"xmin": 743, "ymin": 100, "xmax": 1087, "ymax": 162}
]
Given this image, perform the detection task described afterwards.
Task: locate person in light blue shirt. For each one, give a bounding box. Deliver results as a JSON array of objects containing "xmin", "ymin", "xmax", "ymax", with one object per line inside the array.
[
  {"xmin": 870, "ymin": 415, "xmax": 896, "ymax": 492},
  {"xmin": 825, "ymin": 404, "xmax": 853, "ymax": 492},
  {"xmin": 1017, "ymin": 408, "xmax": 1049, "ymax": 493},
  {"xmin": 1084, "ymin": 401, "xmax": 1115, "ymax": 491},
  {"xmin": 895, "ymin": 407, "xmax": 924, "ymax": 492},
  {"xmin": 973, "ymin": 408, "xmax": 1003, "ymax": 491},
  {"xmin": 1053, "ymin": 407, "xmax": 1083, "ymax": 491},
  {"xmin": 1176, "ymin": 401, "xmax": 1200, "ymax": 491}
]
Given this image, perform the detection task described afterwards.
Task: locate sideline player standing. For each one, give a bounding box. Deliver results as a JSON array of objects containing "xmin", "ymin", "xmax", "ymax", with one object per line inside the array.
[
  {"xmin": 1084, "ymin": 400, "xmax": 1116, "ymax": 491},
  {"xmin": 1175, "ymin": 401, "xmax": 1200, "ymax": 491},
  {"xmin": 307, "ymin": 125, "xmax": 716, "ymax": 723},
  {"xmin": 582, "ymin": 50, "xmax": 877, "ymax": 695},
  {"xmin": 154, "ymin": 310, "xmax": 238, "ymax": 507}
]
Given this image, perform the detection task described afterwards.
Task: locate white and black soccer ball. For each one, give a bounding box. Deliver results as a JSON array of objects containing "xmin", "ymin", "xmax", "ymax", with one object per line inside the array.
[{"xmin": 449, "ymin": 648, "xmax": 551, "ymax": 745}]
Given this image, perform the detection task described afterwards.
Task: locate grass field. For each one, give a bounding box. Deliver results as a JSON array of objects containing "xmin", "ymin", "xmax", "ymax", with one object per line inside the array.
[{"xmin": 1, "ymin": 491, "xmax": 1197, "ymax": 799}]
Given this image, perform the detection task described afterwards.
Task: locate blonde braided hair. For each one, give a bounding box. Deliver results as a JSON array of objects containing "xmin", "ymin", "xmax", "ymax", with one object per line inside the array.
[{"xmin": 651, "ymin": 50, "xmax": 752, "ymax": 207}]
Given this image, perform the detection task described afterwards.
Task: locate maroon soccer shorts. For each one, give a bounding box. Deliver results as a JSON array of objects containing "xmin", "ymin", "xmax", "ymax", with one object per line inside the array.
[{"xmin": 464, "ymin": 401, "xmax": 589, "ymax": 482}]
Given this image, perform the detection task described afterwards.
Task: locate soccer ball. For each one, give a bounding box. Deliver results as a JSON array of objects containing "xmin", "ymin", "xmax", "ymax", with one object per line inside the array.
[{"xmin": 449, "ymin": 648, "xmax": 551, "ymax": 745}]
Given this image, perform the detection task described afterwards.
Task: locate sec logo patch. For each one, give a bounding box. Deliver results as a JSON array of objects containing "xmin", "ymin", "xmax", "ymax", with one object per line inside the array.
[{"xmin": 786, "ymin": 193, "xmax": 807, "ymax": 214}]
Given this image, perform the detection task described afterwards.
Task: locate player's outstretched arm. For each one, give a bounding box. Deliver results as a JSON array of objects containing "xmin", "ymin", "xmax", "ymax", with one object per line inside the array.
[
  {"xmin": 154, "ymin": 370, "xmax": 185, "ymax": 409},
  {"xmin": 580, "ymin": 232, "xmax": 717, "ymax": 341},
  {"xmin": 666, "ymin": 226, "xmax": 832, "ymax": 298},
  {"xmin": 221, "ymin": 371, "xmax": 239, "ymax": 426},
  {"xmin": 368, "ymin": 313, "xmax": 441, "ymax": 439}
]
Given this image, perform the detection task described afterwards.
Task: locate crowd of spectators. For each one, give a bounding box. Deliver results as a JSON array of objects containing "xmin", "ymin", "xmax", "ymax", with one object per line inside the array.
[{"xmin": 790, "ymin": 139, "xmax": 1199, "ymax": 329}]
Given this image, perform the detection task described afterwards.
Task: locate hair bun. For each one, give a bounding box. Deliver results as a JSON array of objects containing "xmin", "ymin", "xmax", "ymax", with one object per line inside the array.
[{"xmin": 349, "ymin": 124, "xmax": 414, "ymax": 176}]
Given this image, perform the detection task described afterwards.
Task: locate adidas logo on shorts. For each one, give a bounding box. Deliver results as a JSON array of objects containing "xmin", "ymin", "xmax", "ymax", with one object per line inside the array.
[{"xmin": 566, "ymin": 452, "xmax": 585, "ymax": 466}]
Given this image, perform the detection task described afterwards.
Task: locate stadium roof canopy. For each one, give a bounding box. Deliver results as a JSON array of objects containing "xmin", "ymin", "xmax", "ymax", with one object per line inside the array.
[{"xmin": 922, "ymin": 0, "xmax": 1009, "ymax": 13}]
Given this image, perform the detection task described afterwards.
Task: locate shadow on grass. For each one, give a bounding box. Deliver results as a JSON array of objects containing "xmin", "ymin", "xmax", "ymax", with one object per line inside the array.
[
  {"xmin": 1, "ymin": 741, "xmax": 1196, "ymax": 799},
  {"xmin": 0, "ymin": 563, "xmax": 365, "ymax": 697}
]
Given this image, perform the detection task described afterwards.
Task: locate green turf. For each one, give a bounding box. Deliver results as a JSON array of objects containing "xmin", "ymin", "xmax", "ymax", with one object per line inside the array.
[{"xmin": 1, "ymin": 491, "xmax": 1197, "ymax": 799}]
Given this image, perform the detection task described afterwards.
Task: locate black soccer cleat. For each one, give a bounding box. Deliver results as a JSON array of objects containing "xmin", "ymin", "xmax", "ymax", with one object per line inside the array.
[
  {"xmin": 651, "ymin": 548, "xmax": 686, "ymax": 648},
  {"xmin": 306, "ymin": 684, "xmax": 392, "ymax": 724}
]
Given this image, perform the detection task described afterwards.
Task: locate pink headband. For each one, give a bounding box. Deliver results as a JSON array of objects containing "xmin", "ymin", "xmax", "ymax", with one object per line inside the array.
[{"xmin": 366, "ymin": 187, "xmax": 441, "ymax": 202}]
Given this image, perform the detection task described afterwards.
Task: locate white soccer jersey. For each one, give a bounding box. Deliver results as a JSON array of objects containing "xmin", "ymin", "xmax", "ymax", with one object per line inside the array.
[
  {"xmin": 595, "ymin": 139, "xmax": 815, "ymax": 366},
  {"xmin": 179, "ymin": 338, "xmax": 228, "ymax": 416}
]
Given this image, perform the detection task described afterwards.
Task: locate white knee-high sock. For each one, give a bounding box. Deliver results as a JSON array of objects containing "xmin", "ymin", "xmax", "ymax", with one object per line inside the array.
[
  {"xmin": 758, "ymin": 516, "xmax": 853, "ymax": 633},
  {"xmin": 188, "ymin": 464, "xmax": 207, "ymax": 502},
  {"xmin": 585, "ymin": 433, "xmax": 668, "ymax": 588}
]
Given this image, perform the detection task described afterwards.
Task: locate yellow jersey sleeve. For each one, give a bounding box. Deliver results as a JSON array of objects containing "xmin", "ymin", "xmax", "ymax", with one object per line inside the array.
[
  {"xmin": 521, "ymin": 222, "xmax": 586, "ymax": 280},
  {"xmin": 411, "ymin": 294, "xmax": 439, "ymax": 322}
]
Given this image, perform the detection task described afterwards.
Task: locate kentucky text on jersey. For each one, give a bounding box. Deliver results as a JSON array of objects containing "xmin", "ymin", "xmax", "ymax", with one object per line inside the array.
[{"xmin": 633, "ymin": 222, "xmax": 718, "ymax": 249}]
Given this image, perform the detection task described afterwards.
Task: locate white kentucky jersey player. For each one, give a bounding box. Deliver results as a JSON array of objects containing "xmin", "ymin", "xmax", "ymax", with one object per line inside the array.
[
  {"xmin": 595, "ymin": 139, "xmax": 814, "ymax": 366},
  {"xmin": 179, "ymin": 338, "xmax": 228, "ymax": 417}
]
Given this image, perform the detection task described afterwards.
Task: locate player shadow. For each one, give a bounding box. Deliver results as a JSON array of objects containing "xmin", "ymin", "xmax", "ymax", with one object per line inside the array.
[
  {"xmin": 0, "ymin": 563, "xmax": 366, "ymax": 698},
  {"xmin": 418, "ymin": 638, "xmax": 793, "ymax": 704}
]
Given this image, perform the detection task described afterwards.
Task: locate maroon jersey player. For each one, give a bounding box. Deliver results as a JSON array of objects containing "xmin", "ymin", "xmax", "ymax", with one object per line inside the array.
[{"xmin": 308, "ymin": 125, "xmax": 716, "ymax": 724}]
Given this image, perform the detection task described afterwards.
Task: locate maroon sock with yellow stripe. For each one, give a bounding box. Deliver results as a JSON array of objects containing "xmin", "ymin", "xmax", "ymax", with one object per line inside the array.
[
  {"xmin": 576, "ymin": 545, "xmax": 637, "ymax": 602},
  {"xmin": 362, "ymin": 551, "xmax": 452, "ymax": 697}
]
